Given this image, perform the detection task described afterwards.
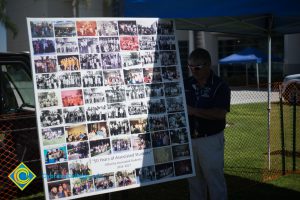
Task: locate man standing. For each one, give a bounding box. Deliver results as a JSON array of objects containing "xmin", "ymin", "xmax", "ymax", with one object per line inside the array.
[{"xmin": 185, "ymin": 48, "xmax": 231, "ymax": 200}]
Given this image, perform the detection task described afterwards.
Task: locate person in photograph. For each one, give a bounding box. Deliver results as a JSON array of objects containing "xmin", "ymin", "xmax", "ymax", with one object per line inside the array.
[
  {"xmin": 185, "ymin": 48, "xmax": 231, "ymax": 200},
  {"xmin": 49, "ymin": 186, "xmax": 59, "ymax": 199}
]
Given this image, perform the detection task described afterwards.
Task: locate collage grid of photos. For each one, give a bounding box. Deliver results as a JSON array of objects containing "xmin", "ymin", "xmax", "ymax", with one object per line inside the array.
[{"xmin": 29, "ymin": 18, "xmax": 194, "ymax": 199}]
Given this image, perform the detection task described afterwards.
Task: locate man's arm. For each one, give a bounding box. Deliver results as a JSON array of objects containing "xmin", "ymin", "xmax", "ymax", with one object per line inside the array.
[{"xmin": 187, "ymin": 105, "xmax": 227, "ymax": 120}]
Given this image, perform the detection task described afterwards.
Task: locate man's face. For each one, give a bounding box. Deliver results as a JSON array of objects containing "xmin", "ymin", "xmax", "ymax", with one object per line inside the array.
[{"xmin": 188, "ymin": 60, "xmax": 207, "ymax": 80}]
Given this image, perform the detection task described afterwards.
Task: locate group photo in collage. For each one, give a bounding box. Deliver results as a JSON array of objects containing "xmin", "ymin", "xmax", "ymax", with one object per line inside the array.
[{"xmin": 28, "ymin": 18, "xmax": 194, "ymax": 199}]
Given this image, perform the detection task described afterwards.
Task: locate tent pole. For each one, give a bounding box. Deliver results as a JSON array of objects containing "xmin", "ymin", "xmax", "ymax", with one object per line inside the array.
[
  {"xmin": 246, "ymin": 64, "xmax": 248, "ymax": 86},
  {"xmin": 218, "ymin": 64, "xmax": 220, "ymax": 76},
  {"xmin": 267, "ymin": 34, "xmax": 272, "ymax": 171},
  {"xmin": 256, "ymin": 63, "xmax": 259, "ymax": 90}
]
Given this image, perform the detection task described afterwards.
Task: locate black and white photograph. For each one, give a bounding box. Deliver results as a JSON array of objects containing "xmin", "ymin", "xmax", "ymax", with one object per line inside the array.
[
  {"xmin": 87, "ymin": 122, "xmax": 109, "ymax": 140},
  {"xmin": 174, "ymin": 159, "xmax": 193, "ymax": 176},
  {"xmin": 97, "ymin": 20, "xmax": 118, "ymax": 36},
  {"xmin": 155, "ymin": 162, "xmax": 174, "ymax": 180},
  {"xmin": 127, "ymin": 101, "xmax": 148, "ymax": 116},
  {"xmin": 38, "ymin": 91, "xmax": 60, "ymax": 109},
  {"xmin": 159, "ymin": 51, "xmax": 177, "ymax": 66},
  {"xmin": 148, "ymin": 114, "xmax": 168, "ymax": 132},
  {"xmin": 161, "ymin": 66, "xmax": 180, "ymax": 82},
  {"xmin": 123, "ymin": 68, "xmax": 143, "ymax": 84},
  {"xmin": 107, "ymin": 103, "xmax": 127, "ymax": 119},
  {"xmin": 118, "ymin": 20, "xmax": 137, "ymax": 35},
  {"xmin": 61, "ymin": 89, "xmax": 84, "ymax": 107},
  {"xmin": 30, "ymin": 21, "xmax": 54, "ymax": 38},
  {"xmin": 139, "ymin": 36, "xmax": 158, "ymax": 50},
  {"xmin": 32, "ymin": 38, "xmax": 56, "ymax": 55},
  {"xmin": 151, "ymin": 131, "xmax": 170, "ymax": 148},
  {"xmin": 42, "ymin": 127, "xmax": 65, "ymax": 146},
  {"xmin": 67, "ymin": 141, "xmax": 89, "ymax": 160},
  {"xmin": 71, "ymin": 176, "xmax": 95, "ymax": 195},
  {"xmin": 101, "ymin": 53, "xmax": 122, "ymax": 69},
  {"xmin": 106, "ymin": 85, "xmax": 126, "ymax": 103},
  {"xmin": 63, "ymin": 107, "xmax": 86, "ymax": 124},
  {"xmin": 40, "ymin": 109, "xmax": 64, "ymax": 127},
  {"xmin": 135, "ymin": 166, "xmax": 156, "ymax": 184},
  {"xmin": 86, "ymin": 105, "xmax": 107, "ymax": 122},
  {"xmin": 58, "ymin": 72, "xmax": 82, "ymax": 88},
  {"xmin": 47, "ymin": 180, "xmax": 72, "ymax": 199},
  {"xmin": 169, "ymin": 128, "xmax": 189, "ymax": 145},
  {"xmin": 129, "ymin": 118, "xmax": 148, "ymax": 134},
  {"xmin": 69, "ymin": 158, "xmax": 92, "ymax": 177},
  {"xmin": 44, "ymin": 145, "xmax": 68, "ymax": 164},
  {"xmin": 153, "ymin": 147, "xmax": 172, "ymax": 164},
  {"xmin": 103, "ymin": 70, "xmax": 124, "ymax": 86},
  {"xmin": 57, "ymin": 55, "xmax": 80, "ymax": 71},
  {"xmin": 143, "ymin": 67, "xmax": 162, "ymax": 83},
  {"xmin": 84, "ymin": 88, "xmax": 106, "ymax": 104},
  {"xmin": 80, "ymin": 54, "xmax": 102, "ymax": 70},
  {"xmin": 46, "ymin": 162, "xmax": 69, "ymax": 182},
  {"xmin": 145, "ymin": 83, "xmax": 164, "ymax": 98},
  {"xmin": 36, "ymin": 73, "xmax": 59, "ymax": 89},
  {"xmin": 164, "ymin": 82, "xmax": 182, "ymax": 97},
  {"xmin": 121, "ymin": 51, "xmax": 141, "ymax": 68},
  {"xmin": 140, "ymin": 51, "xmax": 159, "ymax": 67},
  {"xmin": 54, "ymin": 21, "xmax": 76, "ymax": 37},
  {"xmin": 109, "ymin": 119, "xmax": 130, "ymax": 136},
  {"xmin": 166, "ymin": 97, "xmax": 184, "ymax": 113},
  {"xmin": 90, "ymin": 138, "xmax": 111, "ymax": 157},
  {"xmin": 76, "ymin": 20, "xmax": 97, "ymax": 36},
  {"xmin": 34, "ymin": 55, "xmax": 57, "ymax": 73},
  {"xmin": 168, "ymin": 112, "xmax": 187, "ymax": 129},
  {"xmin": 99, "ymin": 37, "xmax": 120, "ymax": 52},
  {"xmin": 125, "ymin": 85, "xmax": 145, "ymax": 100},
  {"xmin": 94, "ymin": 173, "xmax": 115, "ymax": 191},
  {"xmin": 158, "ymin": 36, "xmax": 176, "ymax": 50},
  {"xmin": 137, "ymin": 20, "xmax": 157, "ymax": 35},
  {"xmin": 65, "ymin": 124, "xmax": 88, "ymax": 143},
  {"xmin": 148, "ymin": 99, "xmax": 166, "ymax": 114},
  {"xmin": 120, "ymin": 36, "xmax": 139, "ymax": 51},
  {"xmin": 115, "ymin": 170, "xmax": 136, "ymax": 187},
  {"xmin": 172, "ymin": 144, "xmax": 191, "ymax": 161},
  {"xmin": 55, "ymin": 37, "xmax": 78, "ymax": 54},
  {"xmin": 131, "ymin": 133, "xmax": 151, "ymax": 150},
  {"xmin": 81, "ymin": 70, "xmax": 103, "ymax": 87},
  {"xmin": 78, "ymin": 37, "xmax": 100, "ymax": 54},
  {"xmin": 111, "ymin": 136, "xmax": 132, "ymax": 153},
  {"xmin": 157, "ymin": 20, "xmax": 174, "ymax": 35}
]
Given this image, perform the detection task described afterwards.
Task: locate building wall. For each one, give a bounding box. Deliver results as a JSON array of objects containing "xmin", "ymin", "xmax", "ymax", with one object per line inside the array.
[{"xmin": 284, "ymin": 33, "xmax": 300, "ymax": 75}]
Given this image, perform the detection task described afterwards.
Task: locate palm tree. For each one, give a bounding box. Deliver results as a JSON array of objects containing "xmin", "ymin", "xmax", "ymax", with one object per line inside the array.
[{"xmin": 0, "ymin": 0, "xmax": 17, "ymax": 38}]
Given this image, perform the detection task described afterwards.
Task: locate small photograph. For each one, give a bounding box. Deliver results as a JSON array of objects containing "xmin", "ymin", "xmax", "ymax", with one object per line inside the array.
[
  {"xmin": 121, "ymin": 51, "xmax": 141, "ymax": 68},
  {"xmin": 118, "ymin": 20, "xmax": 137, "ymax": 35},
  {"xmin": 105, "ymin": 85, "xmax": 125, "ymax": 103},
  {"xmin": 140, "ymin": 51, "xmax": 159, "ymax": 67},
  {"xmin": 162, "ymin": 66, "xmax": 180, "ymax": 82},
  {"xmin": 65, "ymin": 124, "xmax": 88, "ymax": 143},
  {"xmin": 169, "ymin": 128, "xmax": 189, "ymax": 145},
  {"xmin": 42, "ymin": 127, "xmax": 65, "ymax": 146},
  {"xmin": 32, "ymin": 38, "xmax": 56, "ymax": 55},
  {"xmin": 148, "ymin": 99, "xmax": 166, "ymax": 114},
  {"xmin": 111, "ymin": 136, "xmax": 131, "ymax": 153},
  {"xmin": 78, "ymin": 37, "xmax": 100, "ymax": 54},
  {"xmin": 168, "ymin": 112, "xmax": 187, "ymax": 129},
  {"xmin": 30, "ymin": 21, "xmax": 54, "ymax": 37},
  {"xmin": 82, "ymin": 70, "xmax": 103, "ymax": 87},
  {"xmin": 40, "ymin": 109, "xmax": 63, "ymax": 127},
  {"xmin": 90, "ymin": 138, "xmax": 111, "ymax": 157},
  {"xmin": 94, "ymin": 173, "xmax": 115, "ymax": 191},
  {"xmin": 115, "ymin": 170, "xmax": 136, "ymax": 187},
  {"xmin": 55, "ymin": 37, "xmax": 78, "ymax": 54},
  {"xmin": 135, "ymin": 166, "xmax": 156, "ymax": 184},
  {"xmin": 67, "ymin": 141, "xmax": 89, "ymax": 160},
  {"xmin": 109, "ymin": 119, "xmax": 130, "ymax": 136},
  {"xmin": 83, "ymin": 88, "xmax": 105, "ymax": 104},
  {"xmin": 174, "ymin": 159, "xmax": 193, "ymax": 176},
  {"xmin": 131, "ymin": 133, "xmax": 151, "ymax": 150},
  {"xmin": 107, "ymin": 103, "xmax": 127, "ymax": 119},
  {"xmin": 97, "ymin": 20, "xmax": 118, "ymax": 36},
  {"xmin": 148, "ymin": 114, "xmax": 168, "ymax": 132},
  {"xmin": 159, "ymin": 51, "xmax": 177, "ymax": 66},
  {"xmin": 57, "ymin": 55, "xmax": 80, "ymax": 71},
  {"xmin": 164, "ymin": 82, "xmax": 182, "ymax": 97},
  {"xmin": 172, "ymin": 144, "xmax": 191, "ymax": 161},
  {"xmin": 61, "ymin": 89, "xmax": 83, "ymax": 107},
  {"xmin": 129, "ymin": 118, "xmax": 148, "ymax": 134},
  {"xmin": 63, "ymin": 107, "xmax": 86, "ymax": 124},
  {"xmin": 145, "ymin": 83, "xmax": 164, "ymax": 98},
  {"xmin": 46, "ymin": 162, "xmax": 69, "ymax": 182},
  {"xmin": 153, "ymin": 147, "xmax": 172, "ymax": 164},
  {"xmin": 137, "ymin": 20, "xmax": 157, "ymax": 35},
  {"xmin": 80, "ymin": 54, "xmax": 102, "ymax": 70},
  {"xmin": 157, "ymin": 20, "xmax": 174, "ymax": 35},
  {"xmin": 151, "ymin": 131, "xmax": 170, "ymax": 148},
  {"xmin": 38, "ymin": 91, "xmax": 60, "ymax": 109},
  {"xmin": 119, "ymin": 36, "xmax": 139, "ymax": 51},
  {"xmin": 123, "ymin": 68, "xmax": 143, "ymax": 84},
  {"xmin": 158, "ymin": 35, "xmax": 176, "ymax": 50},
  {"xmin": 101, "ymin": 53, "xmax": 122, "ymax": 70},
  {"xmin": 103, "ymin": 70, "xmax": 124, "ymax": 86},
  {"xmin": 86, "ymin": 105, "xmax": 107, "ymax": 122},
  {"xmin": 58, "ymin": 72, "xmax": 82, "ymax": 88},
  {"xmin": 48, "ymin": 180, "xmax": 72, "ymax": 199},
  {"xmin": 87, "ymin": 122, "xmax": 109, "ymax": 140},
  {"xmin": 127, "ymin": 101, "xmax": 148, "ymax": 116},
  {"xmin": 139, "ymin": 36, "xmax": 158, "ymax": 50},
  {"xmin": 76, "ymin": 20, "xmax": 97, "ymax": 36},
  {"xmin": 34, "ymin": 55, "xmax": 57, "ymax": 73},
  {"xmin": 155, "ymin": 162, "xmax": 174, "ymax": 180},
  {"xmin": 36, "ymin": 73, "xmax": 59, "ymax": 89},
  {"xmin": 44, "ymin": 145, "xmax": 68, "ymax": 164},
  {"xmin": 166, "ymin": 97, "xmax": 184, "ymax": 113},
  {"xmin": 99, "ymin": 37, "xmax": 120, "ymax": 52},
  {"xmin": 69, "ymin": 158, "xmax": 92, "ymax": 177},
  {"xmin": 71, "ymin": 175, "xmax": 95, "ymax": 195},
  {"xmin": 125, "ymin": 85, "xmax": 145, "ymax": 100},
  {"xmin": 143, "ymin": 67, "xmax": 162, "ymax": 83},
  {"xmin": 54, "ymin": 21, "xmax": 76, "ymax": 37}
]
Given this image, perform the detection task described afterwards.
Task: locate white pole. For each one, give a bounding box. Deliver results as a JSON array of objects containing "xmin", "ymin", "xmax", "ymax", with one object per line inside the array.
[
  {"xmin": 246, "ymin": 64, "xmax": 249, "ymax": 86},
  {"xmin": 256, "ymin": 63, "xmax": 260, "ymax": 90},
  {"xmin": 267, "ymin": 35, "xmax": 272, "ymax": 170}
]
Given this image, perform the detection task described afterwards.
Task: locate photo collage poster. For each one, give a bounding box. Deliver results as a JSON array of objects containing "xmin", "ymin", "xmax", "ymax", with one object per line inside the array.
[{"xmin": 27, "ymin": 17, "xmax": 195, "ymax": 200}]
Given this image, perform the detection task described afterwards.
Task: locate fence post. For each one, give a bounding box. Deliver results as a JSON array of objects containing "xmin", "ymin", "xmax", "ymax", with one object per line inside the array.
[
  {"xmin": 292, "ymin": 91, "xmax": 297, "ymax": 171},
  {"xmin": 279, "ymin": 85, "xmax": 286, "ymax": 175}
]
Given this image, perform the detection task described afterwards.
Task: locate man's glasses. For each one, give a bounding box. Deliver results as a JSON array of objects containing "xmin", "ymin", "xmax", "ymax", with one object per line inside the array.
[{"xmin": 188, "ymin": 64, "xmax": 204, "ymax": 71}]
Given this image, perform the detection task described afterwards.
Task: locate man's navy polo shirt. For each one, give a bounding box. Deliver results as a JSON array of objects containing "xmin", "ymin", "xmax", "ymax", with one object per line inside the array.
[{"xmin": 184, "ymin": 71, "xmax": 231, "ymax": 137}]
